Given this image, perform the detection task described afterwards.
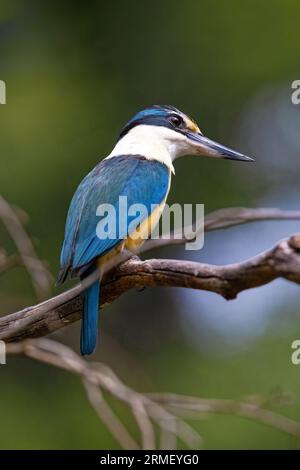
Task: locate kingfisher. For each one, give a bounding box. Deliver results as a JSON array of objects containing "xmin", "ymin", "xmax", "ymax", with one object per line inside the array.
[{"xmin": 58, "ymin": 105, "xmax": 253, "ymax": 355}]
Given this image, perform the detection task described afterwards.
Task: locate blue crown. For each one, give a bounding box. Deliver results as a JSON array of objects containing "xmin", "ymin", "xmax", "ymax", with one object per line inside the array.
[{"xmin": 119, "ymin": 105, "xmax": 182, "ymax": 140}]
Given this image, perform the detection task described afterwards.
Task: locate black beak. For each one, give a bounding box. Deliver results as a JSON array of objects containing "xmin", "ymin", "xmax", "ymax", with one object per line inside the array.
[{"xmin": 186, "ymin": 131, "xmax": 255, "ymax": 162}]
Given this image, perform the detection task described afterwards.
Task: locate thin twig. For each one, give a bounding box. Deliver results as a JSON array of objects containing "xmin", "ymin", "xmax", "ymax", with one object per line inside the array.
[
  {"xmin": 131, "ymin": 399, "xmax": 156, "ymax": 450},
  {"xmin": 2, "ymin": 234, "xmax": 300, "ymax": 342},
  {"xmin": 82, "ymin": 378, "xmax": 140, "ymax": 450},
  {"xmin": 143, "ymin": 207, "xmax": 300, "ymax": 252},
  {"xmin": 159, "ymin": 418, "xmax": 177, "ymax": 450},
  {"xmin": 0, "ymin": 196, "xmax": 52, "ymax": 298},
  {"xmin": 7, "ymin": 339, "xmax": 202, "ymax": 449},
  {"xmin": 149, "ymin": 393, "xmax": 300, "ymax": 438},
  {"xmin": 0, "ymin": 250, "xmax": 19, "ymax": 274}
]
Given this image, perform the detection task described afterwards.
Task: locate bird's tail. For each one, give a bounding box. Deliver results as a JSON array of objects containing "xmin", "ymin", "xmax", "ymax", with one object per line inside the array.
[{"xmin": 80, "ymin": 279, "xmax": 100, "ymax": 355}]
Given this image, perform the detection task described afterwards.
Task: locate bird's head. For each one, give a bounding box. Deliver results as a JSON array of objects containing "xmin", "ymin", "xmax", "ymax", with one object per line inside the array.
[{"xmin": 117, "ymin": 105, "xmax": 254, "ymax": 164}]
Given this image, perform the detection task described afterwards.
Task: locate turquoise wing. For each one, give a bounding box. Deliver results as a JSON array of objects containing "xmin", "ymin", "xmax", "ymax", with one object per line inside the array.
[{"xmin": 59, "ymin": 155, "xmax": 170, "ymax": 281}]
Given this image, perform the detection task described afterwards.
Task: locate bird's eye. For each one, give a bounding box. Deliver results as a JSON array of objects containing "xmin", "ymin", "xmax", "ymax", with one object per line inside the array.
[{"xmin": 169, "ymin": 115, "xmax": 183, "ymax": 127}]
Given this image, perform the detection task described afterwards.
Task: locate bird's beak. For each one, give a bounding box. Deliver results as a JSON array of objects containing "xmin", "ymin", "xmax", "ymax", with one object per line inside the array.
[{"xmin": 186, "ymin": 131, "xmax": 254, "ymax": 162}]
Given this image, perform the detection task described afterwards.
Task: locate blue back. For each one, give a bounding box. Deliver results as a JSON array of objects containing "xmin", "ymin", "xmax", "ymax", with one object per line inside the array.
[{"xmin": 60, "ymin": 155, "xmax": 170, "ymax": 277}]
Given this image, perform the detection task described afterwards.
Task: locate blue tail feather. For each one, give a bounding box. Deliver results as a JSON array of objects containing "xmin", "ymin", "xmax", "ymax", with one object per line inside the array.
[{"xmin": 80, "ymin": 280, "xmax": 100, "ymax": 355}]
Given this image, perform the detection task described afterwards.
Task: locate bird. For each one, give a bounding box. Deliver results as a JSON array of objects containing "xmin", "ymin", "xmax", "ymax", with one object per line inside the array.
[{"xmin": 58, "ymin": 105, "xmax": 253, "ymax": 355}]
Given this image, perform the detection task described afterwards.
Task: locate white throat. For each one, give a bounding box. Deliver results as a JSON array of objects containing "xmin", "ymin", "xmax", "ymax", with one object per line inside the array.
[{"xmin": 105, "ymin": 125, "xmax": 190, "ymax": 174}]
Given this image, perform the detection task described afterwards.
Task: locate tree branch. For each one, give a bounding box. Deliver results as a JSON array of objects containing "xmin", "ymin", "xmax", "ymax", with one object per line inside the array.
[
  {"xmin": 0, "ymin": 196, "xmax": 52, "ymax": 297},
  {"xmin": 149, "ymin": 393, "xmax": 300, "ymax": 439},
  {"xmin": 3, "ymin": 204, "xmax": 300, "ymax": 449},
  {"xmin": 1, "ymin": 234, "xmax": 300, "ymax": 343},
  {"xmin": 142, "ymin": 207, "xmax": 300, "ymax": 251},
  {"xmin": 7, "ymin": 339, "xmax": 202, "ymax": 450},
  {"xmin": 7, "ymin": 338, "xmax": 300, "ymax": 449}
]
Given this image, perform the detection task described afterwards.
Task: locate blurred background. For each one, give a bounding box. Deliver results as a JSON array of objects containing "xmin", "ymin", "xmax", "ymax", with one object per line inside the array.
[{"xmin": 1, "ymin": 0, "xmax": 300, "ymax": 450}]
